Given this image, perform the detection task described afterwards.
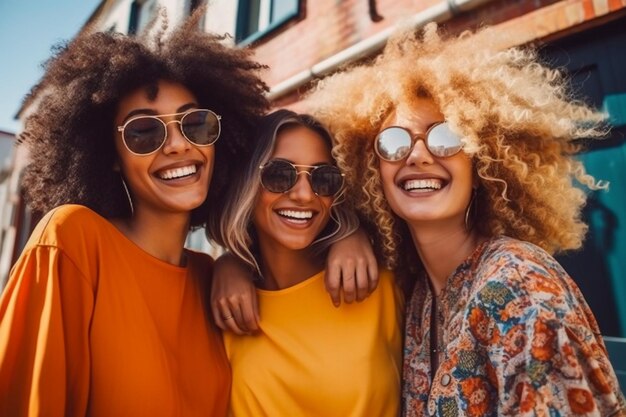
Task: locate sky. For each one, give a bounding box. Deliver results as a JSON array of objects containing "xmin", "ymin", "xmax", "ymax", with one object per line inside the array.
[{"xmin": 0, "ymin": 0, "xmax": 102, "ymax": 134}]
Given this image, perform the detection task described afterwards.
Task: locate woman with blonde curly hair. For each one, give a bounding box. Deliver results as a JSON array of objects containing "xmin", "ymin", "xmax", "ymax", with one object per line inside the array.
[
  {"xmin": 306, "ymin": 23, "xmax": 626, "ymax": 417},
  {"xmin": 0, "ymin": 10, "xmax": 268, "ymax": 416}
]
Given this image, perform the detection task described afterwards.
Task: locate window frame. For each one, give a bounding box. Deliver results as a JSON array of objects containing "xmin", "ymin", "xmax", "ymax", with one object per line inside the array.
[
  {"xmin": 235, "ymin": 0, "xmax": 301, "ymax": 45},
  {"xmin": 128, "ymin": 0, "xmax": 158, "ymax": 36}
]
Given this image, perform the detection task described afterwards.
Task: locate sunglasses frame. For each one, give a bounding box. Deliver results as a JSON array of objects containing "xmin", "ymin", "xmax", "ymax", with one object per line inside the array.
[
  {"xmin": 116, "ymin": 108, "xmax": 222, "ymax": 156},
  {"xmin": 375, "ymin": 121, "xmax": 463, "ymax": 161},
  {"xmin": 259, "ymin": 159, "xmax": 345, "ymax": 197}
]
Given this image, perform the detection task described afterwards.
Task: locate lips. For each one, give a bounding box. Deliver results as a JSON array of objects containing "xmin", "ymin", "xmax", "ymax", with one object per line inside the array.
[
  {"xmin": 276, "ymin": 209, "xmax": 315, "ymax": 224},
  {"xmin": 403, "ymin": 178, "xmax": 443, "ymax": 192},
  {"xmin": 156, "ymin": 164, "xmax": 198, "ymax": 180}
]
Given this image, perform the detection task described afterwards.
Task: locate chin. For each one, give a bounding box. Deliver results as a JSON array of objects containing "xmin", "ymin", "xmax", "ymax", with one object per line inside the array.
[
  {"xmin": 281, "ymin": 238, "xmax": 317, "ymax": 251},
  {"xmin": 181, "ymin": 196, "xmax": 208, "ymax": 210},
  {"xmin": 164, "ymin": 202, "xmax": 203, "ymax": 214},
  {"xmin": 396, "ymin": 212, "xmax": 436, "ymax": 224}
]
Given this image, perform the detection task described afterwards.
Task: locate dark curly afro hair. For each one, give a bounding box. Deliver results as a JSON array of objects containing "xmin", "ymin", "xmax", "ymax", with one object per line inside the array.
[{"xmin": 18, "ymin": 8, "xmax": 269, "ymax": 228}]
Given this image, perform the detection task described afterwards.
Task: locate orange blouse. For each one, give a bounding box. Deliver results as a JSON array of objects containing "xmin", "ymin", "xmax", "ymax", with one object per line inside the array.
[{"xmin": 0, "ymin": 204, "xmax": 230, "ymax": 417}]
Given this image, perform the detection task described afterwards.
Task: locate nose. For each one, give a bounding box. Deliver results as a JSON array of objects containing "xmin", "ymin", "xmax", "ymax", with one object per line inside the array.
[
  {"xmin": 162, "ymin": 120, "xmax": 191, "ymax": 154},
  {"xmin": 287, "ymin": 172, "xmax": 315, "ymax": 202},
  {"xmin": 405, "ymin": 138, "xmax": 434, "ymax": 166}
]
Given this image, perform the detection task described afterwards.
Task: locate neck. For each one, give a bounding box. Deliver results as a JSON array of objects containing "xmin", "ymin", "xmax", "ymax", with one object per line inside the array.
[
  {"xmin": 257, "ymin": 243, "xmax": 324, "ymax": 291},
  {"xmin": 407, "ymin": 217, "xmax": 485, "ymax": 296},
  {"xmin": 112, "ymin": 208, "xmax": 191, "ymax": 266}
]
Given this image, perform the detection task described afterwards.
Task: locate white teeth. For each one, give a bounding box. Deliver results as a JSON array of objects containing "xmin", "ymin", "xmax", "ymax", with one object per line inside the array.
[
  {"xmin": 159, "ymin": 165, "xmax": 197, "ymax": 180},
  {"xmin": 403, "ymin": 179, "xmax": 443, "ymax": 191},
  {"xmin": 277, "ymin": 210, "xmax": 313, "ymax": 220}
]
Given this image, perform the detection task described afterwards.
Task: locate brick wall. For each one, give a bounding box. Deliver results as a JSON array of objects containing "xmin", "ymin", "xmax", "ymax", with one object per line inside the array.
[{"xmin": 248, "ymin": 0, "xmax": 626, "ymax": 106}]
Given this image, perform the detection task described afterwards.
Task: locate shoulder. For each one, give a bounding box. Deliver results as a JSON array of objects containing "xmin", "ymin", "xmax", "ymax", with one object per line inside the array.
[
  {"xmin": 12, "ymin": 205, "xmax": 110, "ymax": 287},
  {"xmin": 27, "ymin": 204, "xmax": 111, "ymax": 250},
  {"xmin": 472, "ymin": 236, "xmax": 569, "ymax": 295},
  {"xmin": 478, "ymin": 236, "xmax": 562, "ymax": 274},
  {"xmin": 466, "ymin": 236, "xmax": 582, "ymax": 324},
  {"xmin": 466, "ymin": 236, "xmax": 589, "ymax": 336}
]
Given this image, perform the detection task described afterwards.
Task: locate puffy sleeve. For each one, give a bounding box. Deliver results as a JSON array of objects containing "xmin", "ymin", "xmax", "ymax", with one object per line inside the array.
[
  {"xmin": 0, "ymin": 245, "xmax": 94, "ymax": 417},
  {"xmin": 467, "ymin": 244, "xmax": 626, "ymax": 416}
]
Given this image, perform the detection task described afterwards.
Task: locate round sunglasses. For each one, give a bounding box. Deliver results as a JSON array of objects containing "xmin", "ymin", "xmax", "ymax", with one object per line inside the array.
[
  {"xmin": 116, "ymin": 109, "xmax": 221, "ymax": 155},
  {"xmin": 375, "ymin": 121, "xmax": 463, "ymax": 161},
  {"xmin": 259, "ymin": 159, "xmax": 345, "ymax": 197}
]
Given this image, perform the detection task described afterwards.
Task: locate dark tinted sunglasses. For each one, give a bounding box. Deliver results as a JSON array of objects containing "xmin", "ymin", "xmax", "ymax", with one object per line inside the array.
[
  {"xmin": 117, "ymin": 109, "xmax": 221, "ymax": 155},
  {"xmin": 375, "ymin": 121, "xmax": 463, "ymax": 161},
  {"xmin": 259, "ymin": 159, "xmax": 345, "ymax": 197}
]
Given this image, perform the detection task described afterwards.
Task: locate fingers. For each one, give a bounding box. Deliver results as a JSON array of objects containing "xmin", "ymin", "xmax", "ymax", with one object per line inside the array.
[
  {"xmin": 366, "ymin": 252, "xmax": 379, "ymax": 294},
  {"xmin": 325, "ymin": 260, "xmax": 342, "ymax": 307},
  {"xmin": 224, "ymin": 306, "xmax": 248, "ymax": 335},
  {"xmin": 216, "ymin": 298, "xmax": 244, "ymax": 335},
  {"xmin": 212, "ymin": 296, "xmax": 258, "ymax": 335},
  {"xmin": 324, "ymin": 226, "xmax": 380, "ymax": 306},
  {"xmin": 341, "ymin": 264, "xmax": 357, "ymax": 304},
  {"xmin": 211, "ymin": 302, "xmax": 226, "ymax": 330},
  {"xmin": 251, "ymin": 288, "xmax": 260, "ymax": 326},
  {"xmin": 240, "ymin": 293, "xmax": 260, "ymax": 333},
  {"xmin": 355, "ymin": 257, "xmax": 370, "ymax": 302},
  {"xmin": 326, "ymin": 258, "xmax": 374, "ymax": 305},
  {"xmin": 210, "ymin": 252, "xmax": 261, "ymax": 335}
]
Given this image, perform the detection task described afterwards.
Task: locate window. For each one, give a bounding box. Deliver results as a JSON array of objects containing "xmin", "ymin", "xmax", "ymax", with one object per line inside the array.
[
  {"xmin": 128, "ymin": 0, "xmax": 158, "ymax": 35},
  {"xmin": 187, "ymin": 0, "xmax": 203, "ymax": 15},
  {"xmin": 236, "ymin": 0, "xmax": 300, "ymax": 44}
]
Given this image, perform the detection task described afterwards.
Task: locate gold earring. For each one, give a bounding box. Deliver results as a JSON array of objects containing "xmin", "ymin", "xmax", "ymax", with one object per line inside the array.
[
  {"xmin": 464, "ymin": 188, "xmax": 477, "ymax": 231},
  {"xmin": 120, "ymin": 175, "xmax": 134, "ymax": 216}
]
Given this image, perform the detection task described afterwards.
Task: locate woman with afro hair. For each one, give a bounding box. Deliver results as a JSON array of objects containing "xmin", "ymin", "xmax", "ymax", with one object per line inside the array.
[
  {"xmin": 0, "ymin": 10, "xmax": 268, "ymax": 417},
  {"xmin": 306, "ymin": 23, "xmax": 626, "ymax": 417}
]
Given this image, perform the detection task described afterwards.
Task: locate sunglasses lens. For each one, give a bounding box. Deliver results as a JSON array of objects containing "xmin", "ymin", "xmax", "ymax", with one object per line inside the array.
[
  {"xmin": 311, "ymin": 165, "xmax": 344, "ymax": 196},
  {"xmin": 123, "ymin": 117, "xmax": 166, "ymax": 154},
  {"xmin": 260, "ymin": 160, "xmax": 296, "ymax": 193},
  {"xmin": 375, "ymin": 127, "xmax": 413, "ymax": 161},
  {"xmin": 427, "ymin": 122, "xmax": 462, "ymax": 157},
  {"xmin": 181, "ymin": 110, "xmax": 221, "ymax": 146}
]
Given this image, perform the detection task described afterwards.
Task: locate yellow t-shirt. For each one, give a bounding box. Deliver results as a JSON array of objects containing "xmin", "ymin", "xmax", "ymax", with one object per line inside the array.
[
  {"xmin": 223, "ymin": 269, "xmax": 403, "ymax": 417},
  {"xmin": 0, "ymin": 204, "xmax": 230, "ymax": 417}
]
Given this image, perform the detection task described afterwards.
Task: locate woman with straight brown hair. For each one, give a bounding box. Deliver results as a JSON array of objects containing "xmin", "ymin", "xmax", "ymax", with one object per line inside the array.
[{"xmin": 208, "ymin": 109, "xmax": 404, "ymax": 417}]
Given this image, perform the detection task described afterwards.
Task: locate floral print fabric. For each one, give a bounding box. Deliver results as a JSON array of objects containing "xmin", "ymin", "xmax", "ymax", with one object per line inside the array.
[{"xmin": 402, "ymin": 236, "xmax": 626, "ymax": 417}]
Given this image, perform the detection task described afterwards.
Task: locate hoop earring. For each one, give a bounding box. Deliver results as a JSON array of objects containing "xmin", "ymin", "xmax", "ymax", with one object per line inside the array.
[
  {"xmin": 464, "ymin": 188, "xmax": 477, "ymax": 232},
  {"xmin": 120, "ymin": 175, "xmax": 134, "ymax": 216}
]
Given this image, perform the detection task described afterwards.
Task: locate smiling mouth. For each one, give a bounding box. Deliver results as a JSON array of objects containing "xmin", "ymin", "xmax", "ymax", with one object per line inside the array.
[
  {"xmin": 277, "ymin": 209, "xmax": 314, "ymax": 224},
  {"xmin": 402, "ymin": 178, "xmax": 444, "ymax": 192},
  {"xmin": 158, "ymin": 164, "xmax": 198, "ymax": 180}
]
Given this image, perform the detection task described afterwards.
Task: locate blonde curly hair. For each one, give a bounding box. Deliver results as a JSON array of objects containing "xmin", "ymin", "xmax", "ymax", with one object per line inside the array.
[{"xmin": 305, "ymin": 23, "xmax": 607, "ymax": 270}]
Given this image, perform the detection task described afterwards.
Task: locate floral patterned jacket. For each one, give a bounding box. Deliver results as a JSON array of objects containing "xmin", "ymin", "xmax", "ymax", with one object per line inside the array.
[{"xmin": 402, "ymin": 236, "xmax": 626, "ymax": 417}]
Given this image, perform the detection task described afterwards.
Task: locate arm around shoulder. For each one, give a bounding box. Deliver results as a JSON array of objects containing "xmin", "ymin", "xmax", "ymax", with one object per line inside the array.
[
  {"xmin": 210, "ymin": 252, "xmax": 259, "ymax": 335},
  {"xmin": 325, "ymin": 226, "xmax": 379, "ymax": 306}
]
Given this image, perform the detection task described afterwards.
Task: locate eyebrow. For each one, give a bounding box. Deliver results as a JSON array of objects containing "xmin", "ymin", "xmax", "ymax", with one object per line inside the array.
[{"xmin": 121, "ymin": 102, "xmax": 198, "ymax": 123}]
